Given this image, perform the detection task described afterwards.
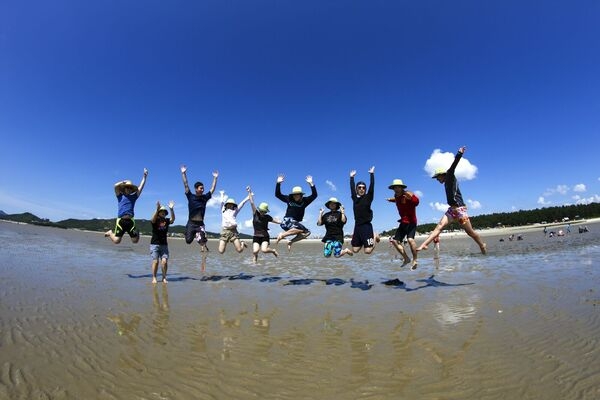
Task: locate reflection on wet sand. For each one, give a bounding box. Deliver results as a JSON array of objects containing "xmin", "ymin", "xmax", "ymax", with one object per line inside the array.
[{"xmin": 1, "ymin": 221, "xmax": 600, "ymax": 399}]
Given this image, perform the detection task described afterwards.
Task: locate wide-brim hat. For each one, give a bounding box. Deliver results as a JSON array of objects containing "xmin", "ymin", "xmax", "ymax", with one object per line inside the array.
[
  {"xmin": 118, "ymin": 180, "xmax": 138, "ymax": 192},
  {"xmin": 325, "ymin": 197, "xmax": 342, "ymax": 209},
  {"xmin": 158, "ymin": 206, "xmax": 169, "ymax": 216},
  {"xmin": 432, "ymin": 168, "xmax": 447, "ymax": 178},
  {"xmin": 224, "ymin": 198, "xmax": 238, "ymax": 207},
  {"xmin": 388, "ymin": 179, "xmax": 407, "ymax": 189},
  {"xmin": 258, "ymin": 202, "xmax": 270, "ymax": 212},
  {"xmin": 289, "ymin": 186, "xmax": 305, "ymax": 196}
]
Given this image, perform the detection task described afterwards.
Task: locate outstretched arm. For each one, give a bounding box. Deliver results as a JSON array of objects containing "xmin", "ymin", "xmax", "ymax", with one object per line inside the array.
[
  {"xmin": 275, "ymin": 174, "xmax": 287, "ymax": 202},
  {"xmin": 306, "ymin": 175, "xmax": 317, "ymax": 202},
  {"xmin": 151, "ymin": 201, "xmax": 161, "ymax": 223},
  {"xmin": 235, "ymin": 194, "xmax": 251, "ymax": 215},
  {"xmin": 447, "ymin": 146, "xmax": 466, "ymax": 175},
  {"xmin": 367, "ymin": 166, "xmax": 374, "ymax": 194},
  {"xmin": 247, "ymin": 186, "xmax": 257, "ymax": 213},
  {"xmin": 349, "ymin": 170, "xmax": 356, "ymax": 197},
  {"xmin": 209, "ymin": 171, "xmax": 219, "ymax": 194},
  {"xmin": 181, "ymin": 165, "xmax": 190, "ymax": 194},
  {"xmin": 137, "ymin": 168, "xmax": 149, "ymax": 196},
  {"xmin": 168, "ymin": 200, "xmax": 175, "ymax": 224}
]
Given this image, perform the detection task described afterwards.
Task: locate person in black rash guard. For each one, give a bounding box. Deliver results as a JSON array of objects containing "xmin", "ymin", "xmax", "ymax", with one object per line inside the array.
[
  {"xmin": 417, "ymin": 146, "xmax": 487, "ymax": 254},
  {"xmin": 349, "ymin": 166, "xmax": 378, "ymax": 254},
  {"xmin": 275, "ymin": 173, "xmax": 318, "ymax": 251}
]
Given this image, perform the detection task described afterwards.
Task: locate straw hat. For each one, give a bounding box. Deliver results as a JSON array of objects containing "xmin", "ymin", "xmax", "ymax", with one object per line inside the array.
[
  {"xmin": 258, "ymin": 202, "xmax": 270, "ymax": 212},
  {"xmin": 388, "ymin": 179, "xmax": 407, "ymax": 189},
  {"xmin": 432, "ymin": 168, "xmax": 447, "ymax": 178},
  {"xmin": 325, "ymin": 197, "xmax": 342, "ymax": 209},
  {"xmin": 158, "ymin": 206, "xmax": 169, "ymax": 216},
  {"xmin": 118, "ymin": 180, "xmax": 138, "ymax": 192},
  {"xmin": 289, "ymin": 186, "xmax": 305, "ymax": 196},
  {"xmin": 224, "ymin": 198, "xmax": 238, "ymax": 207}
]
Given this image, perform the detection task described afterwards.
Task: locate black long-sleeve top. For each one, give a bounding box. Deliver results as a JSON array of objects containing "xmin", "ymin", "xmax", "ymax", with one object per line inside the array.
[
  {"xmin": 275, "ymin": 183, "xmax": 318, "ymax": 221},
  {"xmin": 350, "ymin": 172, "xmax": 374, "ymax": 225}
]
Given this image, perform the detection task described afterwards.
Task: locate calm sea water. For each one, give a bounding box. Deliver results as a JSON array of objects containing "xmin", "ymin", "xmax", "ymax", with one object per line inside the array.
[{"xmin": 1, "ymin": 221, "xmax": 599, "ymax": 399}]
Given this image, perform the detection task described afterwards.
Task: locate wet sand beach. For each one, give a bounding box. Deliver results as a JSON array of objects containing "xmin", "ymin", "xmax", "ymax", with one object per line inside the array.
[{"xmin": 1, "ymin": 220, "xmax": 599, "ymax": 399}]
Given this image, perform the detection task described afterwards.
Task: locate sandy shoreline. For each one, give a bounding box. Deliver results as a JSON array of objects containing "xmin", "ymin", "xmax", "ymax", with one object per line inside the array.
[{"xmin": 1, "ymin": 220, "xmax": 600, "ymax": 399}]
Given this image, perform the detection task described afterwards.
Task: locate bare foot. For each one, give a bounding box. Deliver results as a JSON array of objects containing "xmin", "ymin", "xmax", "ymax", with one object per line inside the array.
[
  {"xmin": 416, "ymin": 244, "xmax": 428, "ymax": 251},
  {"xmin": 273, "ymin": 249, "xmax": 279, "ymax": 258},
  {"xmin": 104, "ymin": 230, "xmax": 111, "ymax": 237},
  {"xmin": 276, "ymin": 234, "xmax": 283, "ymax": 245},
  {"xmin": 152, "ymin": 277, "xmax": 157, "ymax": 284},
  {"xmin": 411, "ymin": 261, "xmax": 418, "ymax": 270},
  {"xmin": 287, "ymin": 241, "xmax": 292, "ymax": 252},
  {"xmin": 480, "ymin": 243, "xmax": 487, "ymax": 255},
  {"xmin": 162, "ymin": 278, "xmax": 168, "ymax": 284}
]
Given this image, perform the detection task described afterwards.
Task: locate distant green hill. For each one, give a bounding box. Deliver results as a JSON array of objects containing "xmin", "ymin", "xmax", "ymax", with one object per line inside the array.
[{"xmin": 0, "ymin": 212, "xmax": 253, "ymax": 239}]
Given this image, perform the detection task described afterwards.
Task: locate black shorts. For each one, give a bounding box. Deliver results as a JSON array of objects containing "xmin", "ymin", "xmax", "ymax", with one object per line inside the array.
[
  {"xmin": 351, "ymin": 223, "xmax": 375, "ymax": 248},
  {"xmin": 114, "ymin": 218, "xmax": 138, "ymax": 238},
  {"xmin": 253, "ymin": 235, "xmax": 270, "ymax": 245},
  {"xmin": 185, "ymin": 220, "xmax": 206, "ymax": 244},
  {"xmin": 393, "ymin": 223, "xmax": 417, "ymax": 242}
]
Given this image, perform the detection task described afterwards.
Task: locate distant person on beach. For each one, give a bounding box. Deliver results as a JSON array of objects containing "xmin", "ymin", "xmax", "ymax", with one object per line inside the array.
[
  {"xmin": 150, "ymin": 201, "xmax": 175, "ymax": 284},
  {"xmin": 350, "ymin": 166, "xmax": 378, "ymax": 254},
  {"xmin": 275, "ymin": 174, "xmax": 318, "ymax": 251},
  {"xmin": 247, "ymin": 186, "xmax": 280, "ymax": 263},
  {"xmin": 417, "ymin": 146, "xmax": 487, "ymax": 254},
  {"xmin": 181, "ymin": 165, "xmax": 218, "ymax": 252},
  {"xmin": 317, "ymin": 197, "xmax": 353, "ymax": 258},
  {"xmin": 105, "ymin": 168, "xmax": 148, "ymax": 244},
  {"xmin": 386, "ymin": 179, "xmax": 419, "ymax": 269},
  {"xmin": 218, "ymin": 191, "xmax": 250, "ymax": 254}
]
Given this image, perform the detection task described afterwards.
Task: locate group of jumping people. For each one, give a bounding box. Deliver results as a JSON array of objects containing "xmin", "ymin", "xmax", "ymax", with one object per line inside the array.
[{"xmin": 105, "ymin": 146, "xmax": 486, "ymax": 283}]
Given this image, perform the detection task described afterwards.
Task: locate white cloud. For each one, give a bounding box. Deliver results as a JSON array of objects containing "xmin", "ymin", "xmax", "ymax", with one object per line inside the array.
[
  {"xmin": 414, "ymin": 190, "xmax": 423, "ymax": 198},
  {"xmin": 243, "ymin": 219, "xmax": 253, "ymax": 228},
  {"xmin": 573, "ymin": 184, "xmax": 586, "ymax": 192},
  {"xmin": 423, "ymin": 149, "xmax": 478, "ymax": 180},
  {"xmin": 574, "ymin": 194, "xmax": 600, "ymax": 205},
  {"xmin": 543, "ymin": 184, "xmax": 569, "ymax": 197},
  {"xmin": 467, "ymin": 199, "xmax": 482, "ymax": 209},
  {"xmin": 537, "ymin": 196, "xmax": 551, "ymax": 206},
  {"xmin": 430, "ymin": 201, "xmax": 448, "ymax": 212},
  {"xmin": 325, "ymin": 180, "xmax": 337, "ymax": 191},
  {"xmin": 207, "ymin": 196, "xmax": 221, "ymax": 209}
]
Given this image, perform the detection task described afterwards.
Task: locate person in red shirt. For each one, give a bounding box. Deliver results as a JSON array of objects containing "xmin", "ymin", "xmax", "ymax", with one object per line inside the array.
[{"xmin": 387, "ymin": 179, "xmax": 420, "ymax": 270}]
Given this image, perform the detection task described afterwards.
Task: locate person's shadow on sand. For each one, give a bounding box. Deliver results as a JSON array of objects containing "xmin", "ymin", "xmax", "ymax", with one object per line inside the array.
[{"xmin": 383, "ymin": 275, "xmax": 474, "ymax": 291}]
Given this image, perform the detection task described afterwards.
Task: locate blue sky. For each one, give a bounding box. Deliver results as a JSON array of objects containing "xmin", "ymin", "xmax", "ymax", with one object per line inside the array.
[{"xmin": 1, "ymin": 0, "xmax": 599, "ymax": 236}]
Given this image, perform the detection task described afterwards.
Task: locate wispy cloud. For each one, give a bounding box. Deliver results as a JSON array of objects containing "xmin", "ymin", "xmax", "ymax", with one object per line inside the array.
[
  {"xmin": 573, "ymin": 184, "xmax": 586, "ymax": 192},
  {"xmin": 423, "ymin": 149, "xmax": 478, "ymax": 180},
  {"xmin": 429, "ymin": 201, "xmax": 448, "ymax": 212},
  {"xmin": 325, "ymin": 180, "xmax": 337, "ymax": 191},
  {"xmin": 573, "ymin": 194, "xmax": 600, "ymax": 204},
  {"xmin": 543, "ymin": 184, "xmax": 569, "ymax": 196},
  {"xmin": 537, "ymin": 196, "xmax": 551, "ymax": 206},
  {"xmin": 467, "ymin": 199, "xmax": 482, "ymax": 209}
]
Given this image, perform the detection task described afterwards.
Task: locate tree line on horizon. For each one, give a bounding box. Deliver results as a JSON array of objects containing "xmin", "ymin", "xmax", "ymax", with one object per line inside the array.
[{"xmin": 2, "ymin": 202, "xmax": 599, "ymax": 237}]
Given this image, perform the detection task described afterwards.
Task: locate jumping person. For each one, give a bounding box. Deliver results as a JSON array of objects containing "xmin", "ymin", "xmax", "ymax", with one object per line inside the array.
[
  {"xmin": 349, "ymin": 166, "xmax": 377, "ymax": 254},
  {"xmin": 317, "ymin": 197, "xmax": 353, "ymax": 258},
  {"xmin": 105, "ymin": 168, "xmax": 148, "ymax": 244},
  {"xmin": 417, "ymin": 146, "xmax": 487, "ymax": 254},
  {"xmin": 181, "ymin": 165, "xmax": 218, "ymax": 252},
  {"xmin": 150, "ymin": 201, "xmax": 175, "ymax": 284},
  {"xmin": 247, "ymin": 186, "xmax": 280, "ymax": 263},
  {"xmin": 386, "ymin": 179, "xmax": 420, "ymax": 269},
  {"xmin": 275, "ymin": 174, "xmax": 318, "ymax": 251},
  {"xmin": 218, "ymin": 191, "xmax": 250, "ymax": 254}
]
